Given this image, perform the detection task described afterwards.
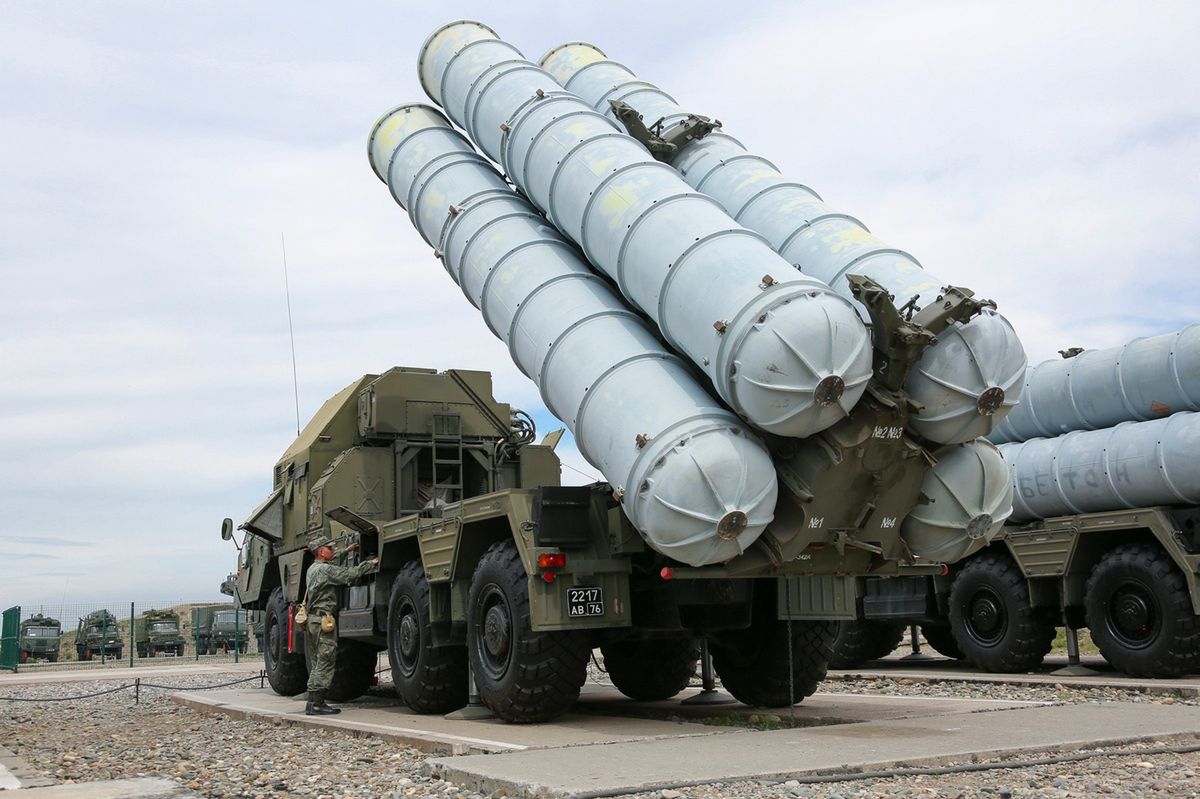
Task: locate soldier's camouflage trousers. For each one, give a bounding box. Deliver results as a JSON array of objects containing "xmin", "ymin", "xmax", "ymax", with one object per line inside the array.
[{"xmin": 306, "ymin": 619, "xmax": 337, "ymax": 691}]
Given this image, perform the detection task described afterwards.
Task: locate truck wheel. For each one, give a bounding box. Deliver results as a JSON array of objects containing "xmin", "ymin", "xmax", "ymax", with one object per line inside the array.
[
  {"xmin": 304, "ymin": 634, "xmax": 378, "ymax": 702},
  {"xmin": 949, "ymin": 552, "xmax": 1055, "ymax": 672},
  {"xmin": 388, "ymin": 561, "xmax": 468, "ymax": 713},
  {"xmin": 920, "ymin": 624, "xmax": 964, "ymax": 659},
  {"xmin": 19, "ymin": 651, "xmax": 28, "ymax": 664},
  {"xmin": 467, "ymin": 540, "xmax": 589, "ymax": 722},
  {"xmin": 600, "ymin": 638, "xmax": 699, "ymax": 700},
  {"xmin": 828, "ymin": 620, "xmax": 906, "ymax": 668},
  {"xmin": 264, "ymin": 586, "xmax": 308, "ymax": 696},
  {"xmin": 711, "ymin": 619, "xmax": 834, "ymax": 707},
  {"xmin": 48, "ymin": 654, "xmax": 58, "ymax": 663},
  {"xmin": 1085, "ymin": 543, "xmax": 1200, "ymax": 678}
]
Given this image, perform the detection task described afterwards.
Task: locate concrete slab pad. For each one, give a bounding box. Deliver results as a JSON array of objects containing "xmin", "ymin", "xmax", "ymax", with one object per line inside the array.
[
  {"xmin": 431, "ymin": 703, "xmax": 1200, "ymax": 798},
  {"xmin": 2, "ymin": 778, "xmax": 195, "ymax": 799},
  {"xmin": 173, "ymin": 686, "xmax": 729, "ymax": 756},
  {"xmin": 829, "ymin": 655, "xmax": 1200, "ymax": 696}
]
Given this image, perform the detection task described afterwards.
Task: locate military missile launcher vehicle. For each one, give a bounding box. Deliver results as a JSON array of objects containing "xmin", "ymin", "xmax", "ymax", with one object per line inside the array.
[
  {"xmin": 829, "ymin": 325, "xmax": 1200, "ymax": 678},
  {"xmin": 19, "ymin": 614, "xmax": 61, "ymax": 663},
  {"xmin": 135, "ymin": 609, "xmax": 184, "ymax": 658},
  {"xmin": 75, "ymin": 609, "xmax": 121, "ymax": 661},
  {"xmin": 225, "ymin": 21, "xmax": 1026, "ymax": 723}
]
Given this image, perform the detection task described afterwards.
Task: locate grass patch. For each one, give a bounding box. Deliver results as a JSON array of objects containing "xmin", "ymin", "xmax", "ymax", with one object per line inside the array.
[{"xmin": 1050, "ymin": 627, "xmax": 1101, "ymax": 655}]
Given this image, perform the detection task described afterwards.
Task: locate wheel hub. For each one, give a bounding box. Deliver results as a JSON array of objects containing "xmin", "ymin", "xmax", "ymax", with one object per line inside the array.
[
  {"xmin": 484, "ymin": 604, "xmax": 511, "ymax": 660},
  {"xmin": 399, "ymin": 613, "xmax": 418, "ymax": 660},
  {"xmin": 1108, "ymin": 582, "xmax": 1158, "ymax": 647},
  {"xmin": 967, "ymin": 589, "xmax": 1005, "ymax": 644}
]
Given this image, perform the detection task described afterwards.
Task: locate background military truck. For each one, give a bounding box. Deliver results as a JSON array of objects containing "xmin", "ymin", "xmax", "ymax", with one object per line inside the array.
[
  {"xmin": 191, "ymin": 606, "xmax": 250, "ymax": 654},
  {"xmin": 75, "ymin": 609, "xmax": 122, "ymax": 661},
  {"xmin": 832, "ymin": 326, "xmax": 1200, "ymax": 678},
  {"xmin": 135, "ymin": 609, "xmax": 184, "ymax": 658},
  {"xmin": 19, "ymin": 614, "xmax": 61, "ymax": 663}
]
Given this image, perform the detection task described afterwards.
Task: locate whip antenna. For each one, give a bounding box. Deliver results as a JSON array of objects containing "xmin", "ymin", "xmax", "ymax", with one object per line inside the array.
[{"xmin": 281, "ymin": 233, "xmax": 301, "ymax": 436}]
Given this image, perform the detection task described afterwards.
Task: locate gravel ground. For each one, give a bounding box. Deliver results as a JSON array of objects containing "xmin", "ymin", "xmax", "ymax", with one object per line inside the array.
[{"xmin": 2, "ymin": 669, "xmax": 1198, "ymax": 799}]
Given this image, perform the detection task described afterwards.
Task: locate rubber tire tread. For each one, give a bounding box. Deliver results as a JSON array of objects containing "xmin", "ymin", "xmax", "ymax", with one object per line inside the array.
[
  {"xmin": 828, "ymin": 620, "xmax": 906, "ymax": 668},
  {"xmin": 601, "ymin": 638, "xmax": 699, "ymax": 701},
  {"xmin": 264, "ymin": 585, "xmax": 309, "ymax": 696},
  {"xmin": 711, "ymin": 619, "xmax": 834, "ymax": 707},
  {"xmin": 920, "ymin": 624, "xmax": 964, "ymax": 659},
  {"xmin": 949, "ymin": 552, "xmax": 1055, "ymax": 672},
  {"xmin": 468, "ymin": 540, "xmax": 590, "ymax": 723},
  {"xmin": 1085, "ymin": 542, "xmax": 1200, "ymax": 678},
  {"xmin": 321, "ymin": 638, "xmax": 379, "ymax": 702},
  {"xmin": 388, "ymin": 561, "xmax": 468, "ymax": 713}
]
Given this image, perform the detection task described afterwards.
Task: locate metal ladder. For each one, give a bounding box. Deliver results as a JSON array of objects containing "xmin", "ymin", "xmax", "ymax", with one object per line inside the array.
[{"xmin": 431, "ymin": 411, "xmax": 464, "ymax": 503}]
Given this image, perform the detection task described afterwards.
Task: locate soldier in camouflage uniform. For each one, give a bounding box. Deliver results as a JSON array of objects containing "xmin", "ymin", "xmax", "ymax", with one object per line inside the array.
[{"xmin": 304, "ymin": 537, "xmax": 378, "ymax": 715}]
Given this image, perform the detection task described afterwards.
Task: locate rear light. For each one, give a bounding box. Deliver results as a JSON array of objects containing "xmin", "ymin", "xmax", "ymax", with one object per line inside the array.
[
  {"xmin": 537, "ymin": 552, "xmax": 566, "ymax": 569},
  {"xmin": 660, "ymin": 567, "xmax": 674, "ymax": 581},
  {"xmin": 541, "ymin": 571, "xmax": 557, "ymax": 584}
]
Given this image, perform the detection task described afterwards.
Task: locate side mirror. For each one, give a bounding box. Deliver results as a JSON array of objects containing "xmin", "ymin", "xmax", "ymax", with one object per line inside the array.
[{"xmin": 220, "ymin": 518, "xmax": 234, "ymax": 541}]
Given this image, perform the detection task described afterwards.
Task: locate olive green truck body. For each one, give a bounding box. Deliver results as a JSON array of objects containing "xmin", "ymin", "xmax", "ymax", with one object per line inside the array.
[
  {"xmin": 75, "ymin": 610, "xmax": 122, "ymax": 661},
  {"xmin": 833, "ymin": 506, "xmax": 1200, "ymax": 677},
  {"xmin": 227, "ymin": 366, "xmax": 968, "ymax": 722},
  {"xmin": 18, "ymin": 614, "xmax": 61, "ymax": 663},
  {"xmin": 135, "ymin": 609, "xmax": 184, "ymax": 658}
]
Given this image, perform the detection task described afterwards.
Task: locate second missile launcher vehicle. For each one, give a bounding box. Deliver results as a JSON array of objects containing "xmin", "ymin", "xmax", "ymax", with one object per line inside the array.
[
  {"xmin": 225, "ymin": 20, "xmax": 1024, "ymax": 723},
  {"xmin": 19, "ymin": 614, "xmax": 61, "ymax": 663}
]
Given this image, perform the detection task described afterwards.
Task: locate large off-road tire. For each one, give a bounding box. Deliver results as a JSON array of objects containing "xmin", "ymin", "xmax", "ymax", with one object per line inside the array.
[
  {"xmin": 601, "ymin": 638, "xmax": 699, "ymax": 701},
  {"xmin": 711, "ymin": 618, "xmax": 835, "ymax": 707},
  {"xmin": 1085, "ymin": 543, "xmax": 1200, "ymax": 678},
  {"xmin": 828, "ymin": 620, "xmax": 906, "ymax": 668},
  {"xmin": 48, "ymin": 653, "xmax": 58, "ymax": 663},
  {"xmin": 264, "ymin": 586, "xmax": 308, "ymax": 696},
  {"xmin": 949, "ymin": 552, "xmax": 1055, "ymax": 672},
  {"xmin": 388, "ymin": 561, "xmax": 468, "ymax": 713},
  {"xmin": 467, "ymin": 541, "xmax": 590, "ymax": 722},
  {"xmin": 920, "ymin": 624, "xmax": 964, "ymax": 659},
  {"xmin": 304, "ymin": 633, "xmax": 378, "ymax": 702}
]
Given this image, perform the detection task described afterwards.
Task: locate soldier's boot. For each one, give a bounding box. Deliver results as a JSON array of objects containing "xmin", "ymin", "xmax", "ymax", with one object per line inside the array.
[{"xmin": 305, "ymin": 691, "xmax": 341, "ymax": 716}]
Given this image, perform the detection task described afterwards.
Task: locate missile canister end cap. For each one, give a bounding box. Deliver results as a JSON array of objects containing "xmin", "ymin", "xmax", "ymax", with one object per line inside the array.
[
  {"xmin": 418, "ymin": 20, "xmax": 500, "ymax": 105},
  {"xmin": 907, "ymin": 309, "xmax": 1028, "ymax": 444},
  {"xmin": 901, "ymin": 438, "xmax": 1013, "ymax": 564},
  {"xmin": 626, "ymin": 423, "xmax": 777, "ymax": 567},
  {"xmin": 367, "ymin": 104, "xmax": 454, "ymax": 185},
  {"xmin": 724, "ymin": 287, "xmax": 872, "ymax": 438},
  {"xmin": 538, "ymin": 42, "xmax": 608, "ymax": 84}
]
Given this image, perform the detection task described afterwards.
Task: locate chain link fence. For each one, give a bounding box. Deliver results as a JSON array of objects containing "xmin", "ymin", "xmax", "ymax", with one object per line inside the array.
[{"xmin": 0, "ymin": 600, "xmax": 266, "ymax": 672}]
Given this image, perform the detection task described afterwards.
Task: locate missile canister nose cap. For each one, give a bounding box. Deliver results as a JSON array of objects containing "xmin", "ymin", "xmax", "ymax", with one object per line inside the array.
[
  {"xmin": 367, "ymin": 104, "xmax": 454, "ymax": 184},
  {"xmin": 627, "ymin": 423, "xmax": 777, "ymax": 567},
  {"xmin": 418, "ymin": 20, "xmax": 500, "ymax": 105},
  {"xmin": 907, "ymin": 309, "xmax": 1028, "ymax": 444},
  {"xmin": 538, "ymin": 42, "xmax": 608, "ymax": 84},
  {"xmin": 901, "ymin": 439, "xmax": 1013, "ymax": 564}
]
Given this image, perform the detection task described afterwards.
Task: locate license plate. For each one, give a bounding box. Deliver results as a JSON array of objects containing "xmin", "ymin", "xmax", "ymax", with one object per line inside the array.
[{"xmin": 566, "ymin": 587, "xmax": 604, "ymax": 618}]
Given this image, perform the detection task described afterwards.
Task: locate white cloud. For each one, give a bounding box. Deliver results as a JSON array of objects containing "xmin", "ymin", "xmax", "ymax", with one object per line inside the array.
[{"xmin": 1, "ymin": 1, "xmax": 1196, "ymax": 604}]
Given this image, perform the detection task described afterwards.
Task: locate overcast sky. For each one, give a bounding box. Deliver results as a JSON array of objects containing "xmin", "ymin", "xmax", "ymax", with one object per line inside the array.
[{"xmin": 2, "ymin": 1, "xmax": 1197, "ymax": 608}]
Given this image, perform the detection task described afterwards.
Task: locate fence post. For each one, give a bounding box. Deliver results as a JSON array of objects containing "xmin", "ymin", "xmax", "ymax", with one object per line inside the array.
[
  {"xmin": 0, "ymin": 606, "xmax": 20, "ymax": 673},
  {"xmin": 234, "ymin": 604, "xmax": 240, "ymax": 664},
  {"xmin": 129, "ymin": 602, "xmax": 135, "ymax": 668},
  {"xmin": 101, "ymin": 612, "xmax": 108, "ymax": 665}
]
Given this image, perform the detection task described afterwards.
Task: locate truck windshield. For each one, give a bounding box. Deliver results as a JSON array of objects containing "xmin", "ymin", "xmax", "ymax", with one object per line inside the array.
[
  {"xmin": 25, "ymin": 627, "xmax": 58, "ymax": 637},
  {"xmin": 214, "ymin": 612, "xmax": 242, "ymax": 623},
  {"xmin": 149, "ymin": 622, "xmax": 178, "ymax": 632}
]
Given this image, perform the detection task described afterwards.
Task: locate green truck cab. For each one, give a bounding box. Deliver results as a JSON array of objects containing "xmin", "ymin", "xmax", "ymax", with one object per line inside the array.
[
  {"xmin": 19, "ymin": 614, "xmax": 61, "ymax": 663},
  {"xmin": 135, "ymin": 609, "xmax": 184, "ymax": 658},
  {"xmin": 191, "ymin": 605, "xmax": 251, "ymax": 654},
  {"xmin": 226, "ymin": 366, "xmax": 961, "ymax": 722},
  {"xmin": 75, "ymin": 609, "xmax": 122, "ymax": 661}
]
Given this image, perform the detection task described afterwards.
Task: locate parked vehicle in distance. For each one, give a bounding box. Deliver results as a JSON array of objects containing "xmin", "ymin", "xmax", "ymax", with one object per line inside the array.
[
  {"xmin": 75, "ymin": 609, "xmax": 122, "ymax": 661},
  {"xmin": 135, "ymin": 608, "xmax": 185, "ymax": 658},
  {"xmin": 19, "ymin": 614, "xmax": 61, "ymax": 663}
]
